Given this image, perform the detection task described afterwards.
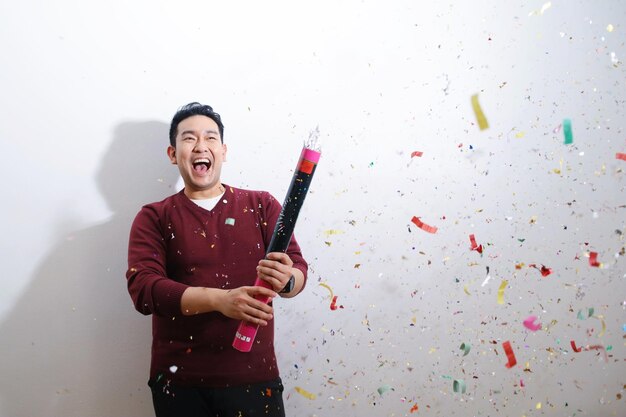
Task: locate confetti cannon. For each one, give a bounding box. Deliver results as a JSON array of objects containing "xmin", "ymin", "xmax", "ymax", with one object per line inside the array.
[{"xmin": 233, "ymin": 135, "xmax": 321, "ymax": 352}]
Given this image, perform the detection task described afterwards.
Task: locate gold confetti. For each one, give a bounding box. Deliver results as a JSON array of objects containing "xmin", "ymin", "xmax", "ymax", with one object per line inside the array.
[
  {"xmin": 497, "ymin": 280, "xmax": 508, "ymax": 305},
  {"xmin": 471, "ymin": 94, "xmax": 489, "ymax": 130},
  {"xmin": 324, "ymin": 229, "xmax": 344, "ymax": 236},
  {"xmin": 295, "ymin": 387, "xmax": 316, "ymax": 400}
]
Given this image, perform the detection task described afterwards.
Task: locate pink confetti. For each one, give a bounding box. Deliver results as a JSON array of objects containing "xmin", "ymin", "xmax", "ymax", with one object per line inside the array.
[{"xmin": 523, "ymin": 315, "xmax": 542, "ymax": 331}]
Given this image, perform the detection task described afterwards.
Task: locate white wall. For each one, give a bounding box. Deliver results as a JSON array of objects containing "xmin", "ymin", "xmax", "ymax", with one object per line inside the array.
[{"xmin": 1, "ymin": 1, "xmax": 624, "ymax": 416}]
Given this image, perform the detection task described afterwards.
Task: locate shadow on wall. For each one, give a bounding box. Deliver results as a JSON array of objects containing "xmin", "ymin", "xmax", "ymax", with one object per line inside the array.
[{"xmin": 0, "ymin": 121, "xmax": 178, "ymax": 417}]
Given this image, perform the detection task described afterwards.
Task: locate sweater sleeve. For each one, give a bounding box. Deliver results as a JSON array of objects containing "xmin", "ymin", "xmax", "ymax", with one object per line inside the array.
[
  {"xmin": 126, "ymin": 205, "xmax": 189, "ymax": 317},
  {"xmin": 262, "ymin": 192, "xmax": 309, "ymax": 293}
]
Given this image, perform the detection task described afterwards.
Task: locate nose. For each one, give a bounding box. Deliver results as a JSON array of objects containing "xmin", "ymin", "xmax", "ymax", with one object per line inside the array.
[{"xmin": 193, "ymin": 138, "xmax": 210, "ymax": 152}]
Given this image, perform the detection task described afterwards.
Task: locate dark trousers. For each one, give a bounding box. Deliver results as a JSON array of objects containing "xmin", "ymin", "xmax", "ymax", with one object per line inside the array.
[{"xmin": 149, "ymin": 377, "xmax": 286, "ymax": 417}]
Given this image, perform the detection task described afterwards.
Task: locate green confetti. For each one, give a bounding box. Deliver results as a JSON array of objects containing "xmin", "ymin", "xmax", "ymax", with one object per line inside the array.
[
  {"xmin": 453, "ymin": 379, "xmax": 467, "ymax": 394},
  {"xmin": 225, "ymin": 218, "xmax": 235, "ymax": 226},
  {"xmin": 563, "ymin": 118, "xmax": 573, "ymax": 144},
  {"xmin": 377, "ymin": 384, "xmax": 392, "ymax": 396},
  {"xmin": 577, "ymin": 307, "xmax": 594, "ymax": 320}
]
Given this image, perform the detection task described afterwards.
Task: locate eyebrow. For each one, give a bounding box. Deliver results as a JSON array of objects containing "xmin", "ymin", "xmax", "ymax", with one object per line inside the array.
[{"xmin": 180, "ymin": 129, "xmax": 220, "ymax": 137}]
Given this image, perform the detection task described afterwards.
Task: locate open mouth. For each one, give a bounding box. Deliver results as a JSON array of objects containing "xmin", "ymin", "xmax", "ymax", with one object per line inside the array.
[{"xmin": 192, "ymin": 158, "xmax": 212, "ymax": 174}]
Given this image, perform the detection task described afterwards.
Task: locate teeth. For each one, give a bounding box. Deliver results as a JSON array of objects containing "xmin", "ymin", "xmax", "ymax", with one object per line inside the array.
[{"xmin": 193, "ymin": 158, "xmax": 211, "ymax": 164}]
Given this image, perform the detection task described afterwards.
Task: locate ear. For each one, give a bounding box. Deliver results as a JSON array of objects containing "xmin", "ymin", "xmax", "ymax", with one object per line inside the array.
[
  {"xmin": 222, "ymin": 143, "xmax": 228, "ymax": 162},
  {"xmin": 167, "ymin": 146, "xmax": 177, "ymax": 164}
]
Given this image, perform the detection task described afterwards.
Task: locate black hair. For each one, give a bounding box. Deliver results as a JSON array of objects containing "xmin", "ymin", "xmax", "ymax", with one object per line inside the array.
[{"xmin": 169, "ymin": 102, "xmax": 225, "ymax": 146}]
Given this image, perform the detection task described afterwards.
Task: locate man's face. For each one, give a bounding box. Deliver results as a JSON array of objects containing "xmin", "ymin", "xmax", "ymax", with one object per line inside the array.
[{"xmin": 167, "ymin": 115, "xmax": 227, "ymax": 198}]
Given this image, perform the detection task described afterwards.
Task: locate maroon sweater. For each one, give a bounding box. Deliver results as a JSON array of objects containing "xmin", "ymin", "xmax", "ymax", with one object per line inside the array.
[{"xmin": 126, "ymin": 186, "xmax": 308, "ymax": 387}]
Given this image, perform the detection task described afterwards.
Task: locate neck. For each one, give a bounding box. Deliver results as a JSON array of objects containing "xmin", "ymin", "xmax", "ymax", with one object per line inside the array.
[{"xmin": 184, "ymin": 183, "xmax": 225, "ymax": 200}]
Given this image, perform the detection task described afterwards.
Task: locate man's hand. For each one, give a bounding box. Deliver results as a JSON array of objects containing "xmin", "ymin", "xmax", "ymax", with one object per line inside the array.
[
  {"xmin": 214, "ymin": 286, "xmax": 277, "ymax": 326},
  {"xmin": 257, "ymin": 252, "xmax": 294, "ymax": 293}
]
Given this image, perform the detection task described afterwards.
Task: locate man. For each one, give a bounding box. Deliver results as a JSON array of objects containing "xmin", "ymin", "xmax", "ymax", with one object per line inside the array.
[{"xmin": 126, "ymin": 102, "xmax": 307, "ymax": 417}]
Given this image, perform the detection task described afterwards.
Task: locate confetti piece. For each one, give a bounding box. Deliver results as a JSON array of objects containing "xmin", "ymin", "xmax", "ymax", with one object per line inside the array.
[
  {"xmin": 411, "ymin": 151, "xmax": 423, "ymax": 158},
  {"xmin": 540, "ymin": 2, "xmax": 552, "ymax": 14},
  {"xmin": 324, "ymin": 229, "xmax": 344, "ymax": 236},
  {"xmin": 481, "ymin": 275, "xmax": 491, "ymax": 287},
  {"xmin": 523, "ymin": 315, "xmax": 542, "ymax": 331},
  {"xmin": 460, "ymin": 342, "xmax": 471, "ymax": 356},
  {"xmin": 295, "ymin": 387, "xmax": 316, "ymax": 400},
  {"xmin": 594, "ymin": 315, "xmax": 606, "ymax": 337},
  {"xmin": 224, "ymin": 217, "xmax": 235, "ymax": 226},
  {"xmin": 529, "ymin": 2, "xmax": 551, "ymax": 16},
  {"xmin": 463, "ymin": 285, "xmax": 471, "ymax": 295},
  {"xmin": 318, "ymin": 283, "xmax": 334, "ymax": 300},
  {"xmin": 577, "ymin": 308, "xmax": 594, "ymax": 320},
  {"xmin": 570, "ymin": 340, "xmax": 583, "ymax": 352},
  {"xmin": 607, "ymin": 24, "xmax": 614, "ymax": 32},
  {"xmin": 410, "ymin": 403, "xmax": 419, "ymax": 413},
  {"xmin": 502, "ymin": 341, "xmax": 517, "ymax": 368},
  {"xmin": 536, "ymin": 402, "xmax": 542, "ymax": 410},
  {"xmin": 377, "ymin": 384, "xmax": 393, "ymax": 396},
  {"xmin": 587, "ymin": 344, "xmax": 608, "ymax": 360},
  {"xmin": 453, "ymin": 379, "xmax": 466, "ymax": 394},
  {"xmin": 529, "ymin": 264, "xmax": 552, "ymax": 277},
  {"xmin": 471, "ymin": 94, "xmax": 489, "ymax": 130},
  {"xmin": 481, "ymin": 267, "xmax": 491, "ymax": 287},
  {"xmin": 515, "ymin": 131, "xmax": 525, "ymax": 138},
  {"xmin": 616, "ymin": 153, "xmax": 626, "ymax": 161},
  {"xmin": 520, "ymin": 379, "xmax": 525, "ymax": 388},
  {"xmin": 266, "ymin": 388, "xmax": 272, "ymax": 397},
  {"xmin": 469, "ymin": 234, "xmax": 483, "ymax": 254},
  {"xmin": 319, "ymin": 283, "xmax": 342, "ymax": 310},
  {"xmin": 169, "ymin": 365, "xmax": 178, "ymax": 373},
  {"xmin": 411, "ymin": 216, "xmax": 438, "ymax": 234},
  {"xmin": 589, "ymin": 251, "xmax": 601, "ymax": 267},
  {"xmin": 563, "ymin": 118, "xmax": 573, "ymax": 144},
  {"xmin": 611, "ymin": 52, "xmax": 621, "ymax": 67},
  {"xmin": 497, "ymin": 280, "xmax": 508, "ymax": 305}
]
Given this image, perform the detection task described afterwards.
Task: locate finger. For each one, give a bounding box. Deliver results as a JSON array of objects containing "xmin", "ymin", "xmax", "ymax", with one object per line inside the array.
[
  {"xmin": 249, "ymin": 285, "xmax": 278, "ymax": 299},
  {"xmin": 243, "ymin": 313, "xmax": 269, "ymax": 326},
  {"xmin": 266, "ymin": 252, "xmax": 293, "ymax": 266},
  {"xmin": 258, "ymin": 263, "xmax": 289, "ymax": 279},
  {"xmin": 258, "ymin": 275, "xmax": 283, "ymax": 292},
  {"xmin": 244, "ymin": 304, "xmax": 273, "ymax": 323},
  {"xmin": 250, "ymin": 300, "xmax": 274, "ymax": 315},
  {"xmin": 256, "ymin": 264, "xmax": 283, "ymax": 280}
]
